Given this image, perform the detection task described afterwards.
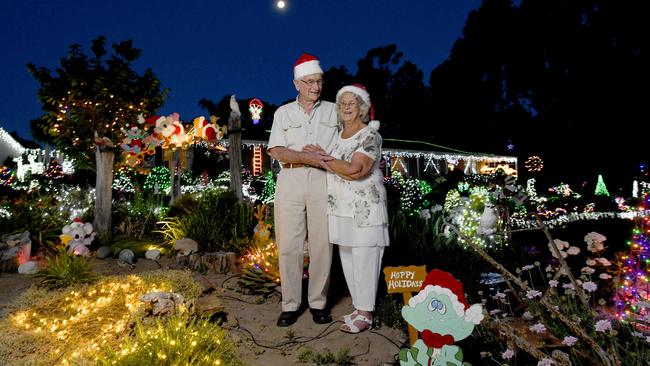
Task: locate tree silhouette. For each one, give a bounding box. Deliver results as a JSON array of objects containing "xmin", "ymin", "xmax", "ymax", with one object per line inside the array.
[{"xmin": 427, "ymin": 0, "xmax": 650, "ymax": 189}]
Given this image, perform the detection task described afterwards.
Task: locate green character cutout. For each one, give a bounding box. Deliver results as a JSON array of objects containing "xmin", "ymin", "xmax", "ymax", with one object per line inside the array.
[{"xmin": 399, "ymin": 270, "xmax": 484, "ymax": 366}]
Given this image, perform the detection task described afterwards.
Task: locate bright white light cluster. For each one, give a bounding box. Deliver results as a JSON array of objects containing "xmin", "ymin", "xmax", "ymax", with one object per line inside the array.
[
  {"xmin": 511, "ymin": 210, "xmax": 650, "ymax": 229},
  {"xmin": 0, "ymin": 127, "xmax": 25, "ymax": 157}
]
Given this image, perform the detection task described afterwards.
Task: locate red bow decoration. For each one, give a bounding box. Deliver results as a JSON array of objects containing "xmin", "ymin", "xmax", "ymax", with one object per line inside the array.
[{"xmin": 421, "ymin": 330, "xmax": 455, "ymax": 349}]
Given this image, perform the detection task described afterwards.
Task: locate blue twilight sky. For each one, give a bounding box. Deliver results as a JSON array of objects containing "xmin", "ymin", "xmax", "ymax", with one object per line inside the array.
[{"xmin": 0, "ymin": 0, "xmax": 481, "ymax": 140}]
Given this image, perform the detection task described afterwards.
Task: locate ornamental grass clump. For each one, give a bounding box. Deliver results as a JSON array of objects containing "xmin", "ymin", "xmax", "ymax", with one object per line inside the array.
[
  {"xmin": 96, "ymin": 311, "xmax": 243, "ymax": 366},
  {"xmin": 157, "ymin": 189, "xmax": 255, "ymax": 253},
  {"xmin": 34, "ymin": 251, "xmax": 98, "ymax": 289},
  {"xmin": 0, "ymin": 270, "xmax": 202, "ymax": 365}
]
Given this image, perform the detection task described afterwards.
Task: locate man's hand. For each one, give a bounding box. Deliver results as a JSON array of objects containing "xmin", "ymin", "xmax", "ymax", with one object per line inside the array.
[
  {"xmin": 302, "ymin": 144, "xmax": 333, "ymax": 166},
  {"xmin": 303, "ymin": 144, "xmax": 327, "ymax": 154}
]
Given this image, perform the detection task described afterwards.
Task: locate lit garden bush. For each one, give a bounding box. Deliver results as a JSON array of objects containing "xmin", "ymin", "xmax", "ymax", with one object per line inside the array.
[{"xmin": 97, "ymin": 311, "xmax": 243, "ymax": 366}]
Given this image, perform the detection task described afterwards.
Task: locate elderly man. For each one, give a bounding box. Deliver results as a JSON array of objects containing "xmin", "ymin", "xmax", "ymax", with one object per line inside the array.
[{"xmin": 268, "ymin": 53, "xmax": 339, "ymax": 326}]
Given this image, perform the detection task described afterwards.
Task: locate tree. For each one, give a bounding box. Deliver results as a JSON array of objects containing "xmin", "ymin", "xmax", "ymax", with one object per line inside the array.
[
  {"xmin": 427, "ymin": 0, "xmax": 650, "ymax": 188},
  {"xmin": 28, "ymin": 36, "xmax": 168, "ymax": 237}
]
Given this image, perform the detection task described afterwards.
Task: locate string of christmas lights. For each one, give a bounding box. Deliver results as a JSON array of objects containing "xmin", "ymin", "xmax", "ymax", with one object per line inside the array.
[{"xmin": 615, "ymin": 194, "xmax": 650, "ymax": 325}]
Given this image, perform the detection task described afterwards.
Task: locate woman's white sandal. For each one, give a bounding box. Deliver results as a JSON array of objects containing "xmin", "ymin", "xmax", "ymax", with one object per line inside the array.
[
  {"xmin": 340, "ymin": 313, "xmax": 372, "ymax": 334},
  {"xmin": 342, "ymin": 310, "xmax": 359, "ymax": 324}
]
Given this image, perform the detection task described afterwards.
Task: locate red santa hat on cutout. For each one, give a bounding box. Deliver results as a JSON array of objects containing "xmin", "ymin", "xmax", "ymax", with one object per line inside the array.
[
  {"xmin": 294, "ymin": 53, "xmax": 323, "ymax": 80},
  {"xmin": 336, "ymin": 84, "xmax": 380, "ymax": 129},
  {"xmin": 420, "ymin": 269, "xmax": 470, "ymax": 309}
]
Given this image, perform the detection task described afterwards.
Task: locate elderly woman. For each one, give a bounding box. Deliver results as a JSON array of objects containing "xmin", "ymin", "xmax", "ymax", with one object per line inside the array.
[{"xmin": 304, "ymin": 84, "xmax": 389, "ymax": 333}]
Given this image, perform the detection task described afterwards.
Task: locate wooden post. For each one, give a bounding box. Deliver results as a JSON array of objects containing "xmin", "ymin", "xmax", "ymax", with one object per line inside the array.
[
  {"xmin": 170, "ymin": 149, "xmax": 181, "ymax": 205},
  {"xmin": 94, "ymin": 147, "xmax": 114, "ymax": 238},
  {"xmin": 383, "ymin": 265, "xmax": 427, "ymax": 347},
  {"xmin": 228, "ymin": 98, "xmax": 243, "ymax": 201}
]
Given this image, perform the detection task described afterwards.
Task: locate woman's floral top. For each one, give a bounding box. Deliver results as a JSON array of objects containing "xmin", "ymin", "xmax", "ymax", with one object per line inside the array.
[{"xmin": 326, "ymin": 126, "xmax": 388, "ymax": 227}]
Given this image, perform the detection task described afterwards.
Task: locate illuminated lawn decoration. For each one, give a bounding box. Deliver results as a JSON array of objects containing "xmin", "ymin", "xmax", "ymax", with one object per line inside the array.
[
  {"xmin": 524, "ymin": 155, "xmax": 544, "ymax": 172},
  {"xmin": 120, "ymin": 125, "xmax": 158, "ymax": 167},
  {"xmin": 248, "ymin": 98, "xmax": 263, "ymax": 125},
  {"xmin": 113, "ymin": 166, "xmax": 137, "ymax": 193},
  {"xmin": 0, "ymin": 270, "xmax": 202, "ymax": 365},
  {"xmin": 444, "ymin": 185, "xmax": 495, "ymax": 248},
  {"xmin": 595, "ymin": 174, "xmax": 611, "ymax": 196},
  {"xmin": 43, "ymin": 160, "xmax": 64, "ymax": 180},
  {"xmin": 392, "ymin": 172, "xmax": 433, "ymax": 216},
  {"xmin": 144, "ymin": 166, "xmax": 171, "ymax": 193},
  {"xmin": 240, "ymin": 205, "xmax": 280, "ymax": 294},
  {"xmin": 119, "ymin": 113, "xmax": 227, "ymax": 168},
  {"xmin": 259, "ymin": 170, "xmax": 276, "ymax": 204},
  {"xmin": 252, "ymin": 145, "xmax": 263, "ymax": 176},
  {"xmin": 191, "ymin": 115, "xmax": 226, "ymax": 146},
  {"xmin": 615, "ymin": 194, "xmax": 650, "ymax": 324},
  {"xmin": 0, "ymin": 166, "xmax": 15, "ymax": 187}
]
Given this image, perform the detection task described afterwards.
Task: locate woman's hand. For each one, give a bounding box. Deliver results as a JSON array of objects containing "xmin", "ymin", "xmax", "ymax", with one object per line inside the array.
[{"xmin": 320, "ymin": 160, "xmax": 334, "ymax": 172}]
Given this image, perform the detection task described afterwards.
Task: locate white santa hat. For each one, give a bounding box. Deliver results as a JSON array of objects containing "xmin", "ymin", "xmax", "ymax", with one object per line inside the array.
[
  {"xmin": 294, "ymin": 53, "xmax": 323, "ymax": 80},
  {"xmin": 336, "ymin": 84, "xmax": 380, "ymax": 129}
]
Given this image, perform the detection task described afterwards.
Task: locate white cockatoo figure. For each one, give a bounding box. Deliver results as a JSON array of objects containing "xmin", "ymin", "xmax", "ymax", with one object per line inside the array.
[
  {"xmin": 229, "ymin": 95, "xmax": 241, "ymax": 117},
  {"xmin": 476, "ymin": 202, "xmax": 498, "ymax": 236}
]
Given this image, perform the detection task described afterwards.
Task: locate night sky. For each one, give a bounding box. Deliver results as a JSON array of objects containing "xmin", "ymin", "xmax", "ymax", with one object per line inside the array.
[{"xmin": 0, "ymin": 0, "xmax": 481, "ymax": 140}]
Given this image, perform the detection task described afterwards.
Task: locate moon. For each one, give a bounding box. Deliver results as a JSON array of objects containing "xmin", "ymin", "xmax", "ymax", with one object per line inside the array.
[{"xmin": 276, "ymin": 1, "xmax": 286, "ymax": 9}]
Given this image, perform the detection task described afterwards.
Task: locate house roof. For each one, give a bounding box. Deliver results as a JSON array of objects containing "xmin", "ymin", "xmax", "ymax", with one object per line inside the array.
[{"xmin": 0, "ymin": 126, "xmax": 26, "ymax": 164}]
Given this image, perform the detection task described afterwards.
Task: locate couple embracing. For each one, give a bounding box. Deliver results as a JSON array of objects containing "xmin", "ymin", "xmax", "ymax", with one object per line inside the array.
[{"xmin": 267, "ymin": 53, "xmax": 389, "ymax": 334}]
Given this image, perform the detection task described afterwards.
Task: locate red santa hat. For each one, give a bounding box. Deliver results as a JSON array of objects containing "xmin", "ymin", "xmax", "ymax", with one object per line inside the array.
[
  {"xmin": 336, "ymin": 84, "xmax": 379, "ymax": 127},
  {"xmin": 294, "ymin": 53, "xmax": 323, "ymax": 80},
  {"xmin": 420, "ymin": 269, "xmax": 470, "ymax": 310}
]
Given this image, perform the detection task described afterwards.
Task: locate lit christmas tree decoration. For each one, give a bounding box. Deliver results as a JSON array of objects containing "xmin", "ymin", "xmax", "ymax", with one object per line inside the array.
[
  {"xmin": 595, "ymin": 174, "xmax": 611, "ymax": 196},
  {"xmin": 44, "ymin": 159, "xmax": 65, "ymax": 180},
  {"xmin": 143, "ymin": 166, "xmax": 171, "ymax": 193},
  {"xmin": 615, "ymin": 194, "xmax": 650, "ymax": 324},
  {"xmin": 259, "ymin": 170, "xmax": 276, "ymax": 204},
  {"xmin": 113, "ymin": 168, "xmax": 136, "ymax": 193}
]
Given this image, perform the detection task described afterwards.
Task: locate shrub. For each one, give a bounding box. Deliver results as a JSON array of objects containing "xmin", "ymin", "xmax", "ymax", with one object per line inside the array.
[
  {"xmin": 97, "ymin": 311, "xmax": 243, "ymax": 366},
  {"xmin": 113, "ymin": 193, "xmax": 168, "ymax": 240},
  {"xmin": 0, "ymin": 191, "xmax": 67, "ymax": 254},
  {"xmin": 34, "ymin": 251, "xmax": 98, "ymax": 289},
  {"xmin": 375, "ymin": 294, "xmax": 408, "ymax": 330},
  {"xmin": 157, "ymin": 189, "xmax": 255, "ymax": 253}
]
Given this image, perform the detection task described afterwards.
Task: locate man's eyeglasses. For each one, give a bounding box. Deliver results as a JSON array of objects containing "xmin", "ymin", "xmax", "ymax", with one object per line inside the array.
[{"xmin": 300, "ymin": 79, "xmax": 324, "ymax": 87}]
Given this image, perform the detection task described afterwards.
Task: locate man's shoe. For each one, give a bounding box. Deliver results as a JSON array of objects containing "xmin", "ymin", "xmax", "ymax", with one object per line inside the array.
[
  {"xmin": 277, "ymin": 311, "xmax": 299, "ymax": 327},
  {"xmin": 310, "ymin": 308, "xmax": 332, "ymax": 324}
]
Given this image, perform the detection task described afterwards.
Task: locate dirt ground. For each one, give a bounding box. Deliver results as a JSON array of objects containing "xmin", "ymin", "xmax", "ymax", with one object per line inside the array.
[{"xmin": 0, "ymin": 256, "xmax": 407, "ymax": 365}]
